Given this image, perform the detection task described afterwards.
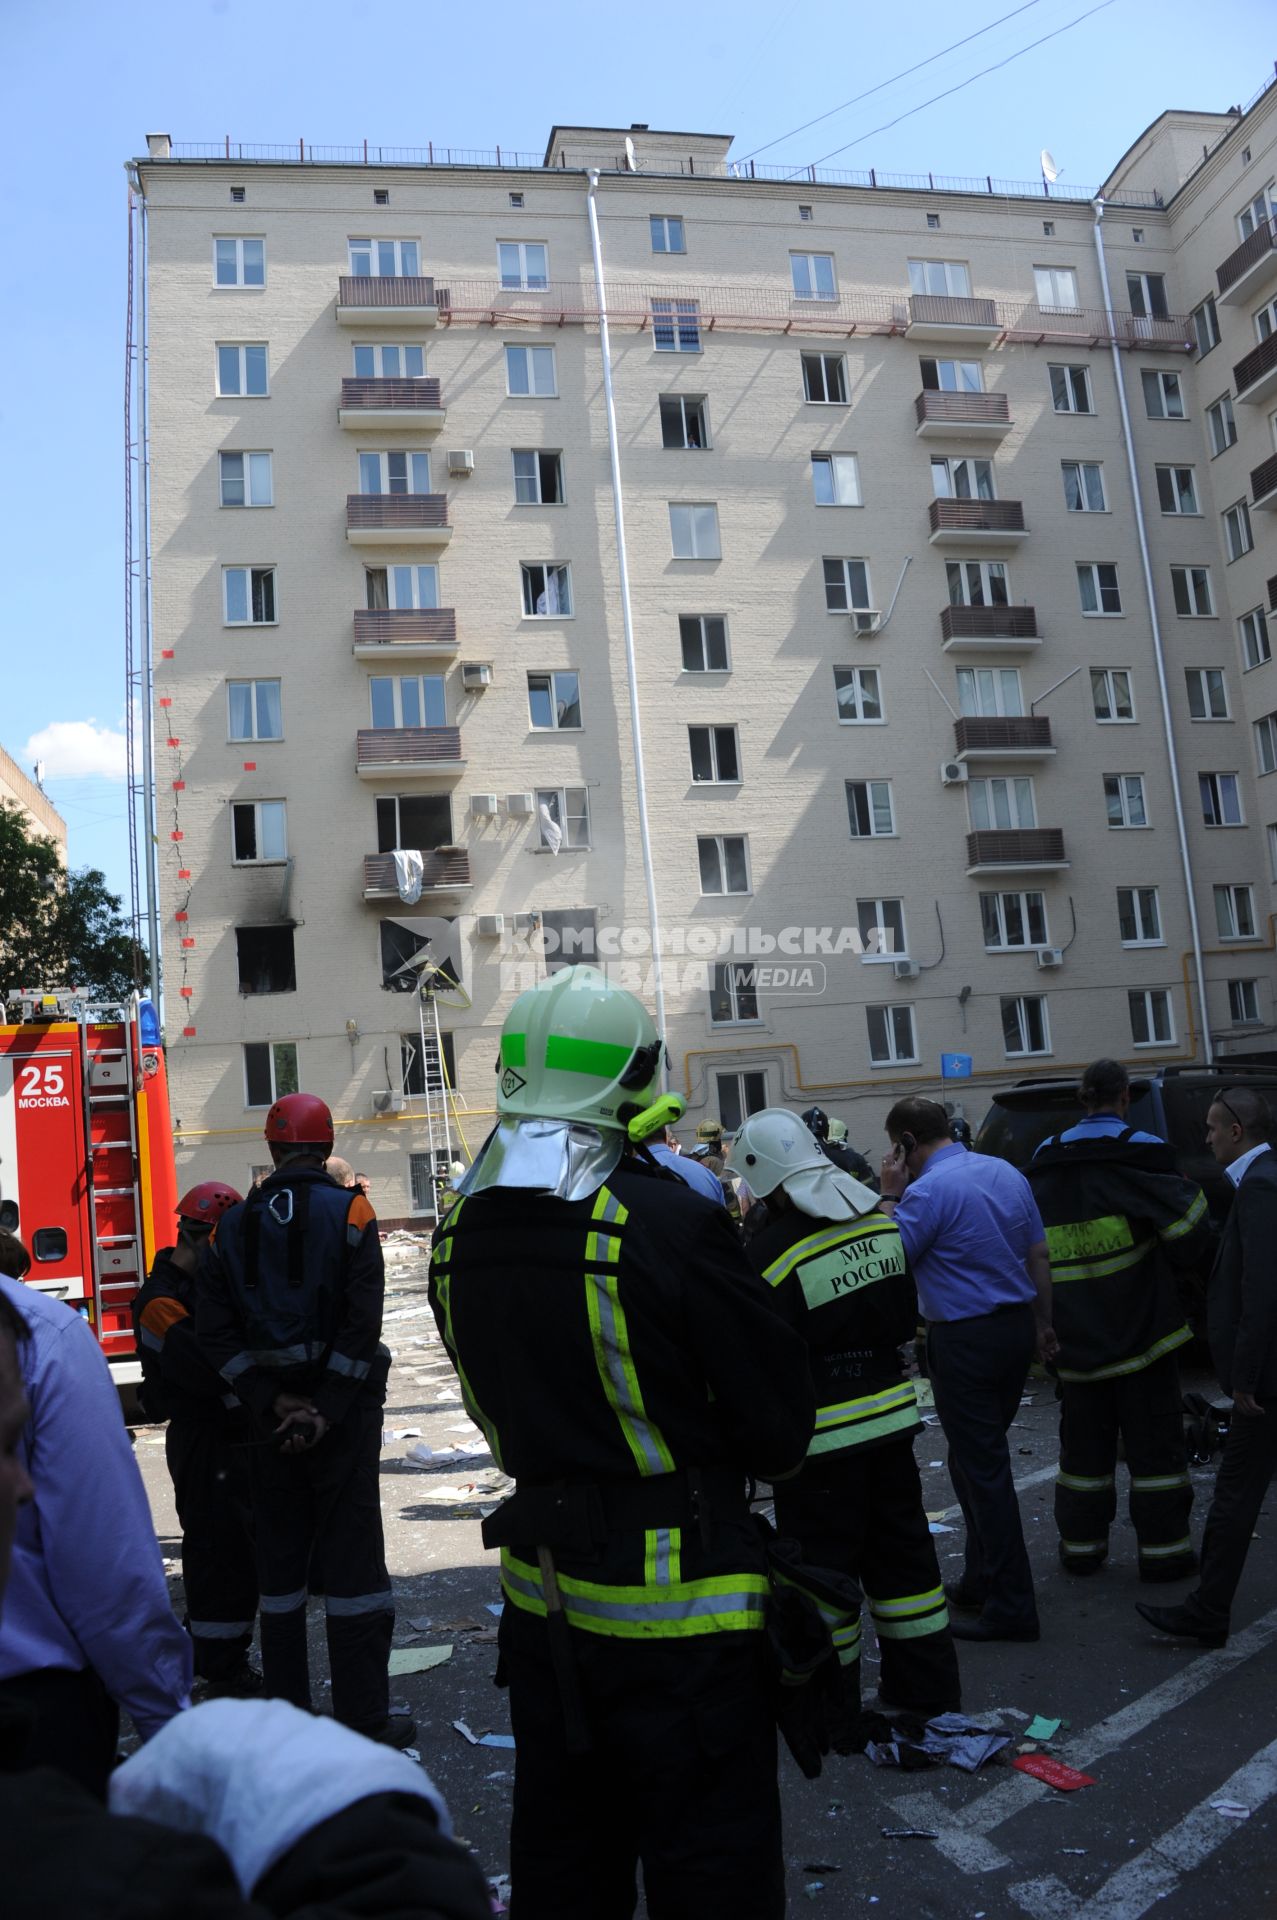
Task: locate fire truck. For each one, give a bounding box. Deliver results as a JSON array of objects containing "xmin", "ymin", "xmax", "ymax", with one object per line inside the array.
[{"xmin": 0, "ymin": 989, "xmax": 179, "ymax": 1382}]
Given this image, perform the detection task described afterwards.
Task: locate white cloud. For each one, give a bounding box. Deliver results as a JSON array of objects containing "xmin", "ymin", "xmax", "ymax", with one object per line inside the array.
[{"xmin": 23, "ymin": 720, "xmax": 128, "ymax": 782}]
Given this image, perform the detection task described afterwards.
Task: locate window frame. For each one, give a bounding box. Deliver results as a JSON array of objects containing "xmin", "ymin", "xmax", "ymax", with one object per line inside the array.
[
  {"xmin": 980, "ymin": 889, "xmax": 1048, "ymax": 950},
  {"xmin": 709, "ymin": 961, "xmax": 761, "ymax": 1028},
  {"xmin": 227, "ymin": 678, "xmax": 282, "ymax": 743},
  {"xmin": 969, "ymin": 775, "xmax": 1036, "ymax": 832},
  {"xmin": 649, "ymin": 215, "xmax": 686, "ymax": 255},
  {"xmin": 791, "ymin": 251, "xmax": 837, "ymax": 301},
  {"xmin": 1223, "ymin": 499, "xmax": 1255, "ymax": 563},
  {"xmin": 1001, "ymin": 993, "xmax": 1051, "ymax": 1058},
  {"xmin": 213, "ymin": 235, "xmax": 265, "ymax": 288},
  {"xmin": 845, "ymin": 778, "xmax": 896, "ymax": 839},
  {"xmin": 823, "ymin": 556, "xmax": 873, "ymax": 613},
  {"xmin": 867, "ymin": 1004, "xmax": 919, "ymax": 1068},
  {"xmin": 659, "ymin": 395, "xmax": 710, "ymax": 451},
  {"xmin": 1104, "ymin": 772, "xmax": 1149, "ymax": 829},
  {"xmin": 1214, "ymin": 882, "xmax": 1258, "ymax": 941},
  {"xmin": 230, "ymin": 798, "xmax": 288, "ymax": 866},
  {"xmin": 1129, "ymin": 988, "xmax": 1175, "ymax": 1049},
  {"xmin": 520, "ymin": 562, "xmax": 573, "ymax": 618},
  {"xmin": 679, "ymin": 614, "xmax": 730, "ymax": 673},
  {"xmin": 856, "ymin": 896, "xmax": 908, "ymax": 963},
  {"xmin": 1141, "ymin": 368, "xmax": 1185, "ymax": 420},
  {"xmin": 369, "ymin": 671, "xmax": 447, "ymax": 731},
  {"xmin": 535, "ymin": 786, "xmax": 590, "ymax": 851},
  {"xmin": 908, "ymin": 259, "xmax": 972, "ymax": 298},
  {"xmin": 1207, "ymin": 392, "xmax": 1238, "ymax": 457},
  {"xmin": 715, "ymin": 1069, "xmax": 769, "ymax": 1133},
  {"xmin": 1062, "ymin": 460, "xmax": 1108, "ymax": 513},
  {"xmin": 1240, "ymin": 607, "xmax": 1272, "ymax": 672},
  {"xmin": 358, "ymin": 449, "xmax": 432, "ymax": 497},
  {"xmin": 801, "ymin": 351, "xmax": 848, "ymax": 405},
  {"xmin": 1228, "ymin": 979, "xmax": 1261, "ymax": 1026},
  {"xmin": 1200, "ymin": 771, "xmax": 1244, "ymax": 827},
  {"xmin": 697, "ymin": 834, "xmax": 752, "ymax": 897},
  {"xmin": 669, "ymin": 502, "xmax": 722, "ymax": 560},
  {"xmin": 234, "ymin": 923, "xmax": 297, "ymax": 998},
  {"xmin": 365, "ymin": 563, "xmax": 440, "ymax": 612},
  {"xmin": 1192, "ymin": 295, "xmax": 1221, "ymax": 358},
  {"xmin": 526, "ymin": 669, "xmax": 582, "ymax": 732},
  {"xmin": 1078, "ymin": 562, "xmax": 1123, "ymax": 616},
  {"xmin": 833, "ymin": 665, "xmax": 884, "ymax": 724},
  {"xmin": 215, "ymin": 342, "xmax": 269, "ymax": 398},
  {"xmin": 1185, "ymin": 667, "xmax": 1230, "ymax": 721},
  {"xmin": 811, "ymin": 452, "xmax": 862, "ymax": 507},
  {"xmin": 1256, "ymin": 714, "xmax": 1277, "ymax": 777},
  {"xmin": 1049, "ymin": 363, "xmax": 1094, "ymax": 414},
  {"xmin": 222, "ymin": 564, "xmax": 277, "ymax": 627},
  {"xmin": 1117, "ymin": 885, "xmax": 1163, "ymax": 947},
  {"xmin": 1034, "ymin": 264, "xmax": 1080, "ymax": 311},
  {"xmin": 243, "ymin": 1039, "xmax": 299, "ymax": 1109},
  {"xmin": 652, "ymin": 298, "xmax": 701, "ymax": 354},
  {"xmin": 353, "ymin": 341, "xmax": 427, "ymax": 379},
  {"xmin": 1171, "ymin": 565, "xmax": 1215, "ymax": 618},
  {"xmin": 497, "ymin": 239, "xmax": 549, "ymax": 290},
  {"xmin": 347, "ymin": 236, "xmax": 420, "ymax": 278},
  {"xmin": 505, "ymin": 343, "xmax": 558, "ymax": 397},
  {"xmin": 688, "ymin": 725, "xmax": 741, "ymax": 786},
  {"xmin": 512, "ymin": 448, "xmax": 565, "ymax": 505},
  {"xmin": 947, "ymin": 559, "xmax": 1009, "ymax": 608},
  {"xmin": 219, "ymin": 450, "xmax": 273, "ymax": 508},
  {"xmin": 1091, "ymin": 667, "xmax": 1136, "ymax": 723},
  {"xmin": 1154, "ymin": 464, "xmax": 1199, "ymax": 516}
]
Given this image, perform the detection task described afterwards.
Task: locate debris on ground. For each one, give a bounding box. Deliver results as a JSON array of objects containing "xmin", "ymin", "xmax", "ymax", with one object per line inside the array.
[
  {"xmin": 1023, "ymin": 1714, "xmax": 1064, "ymax": 1741},
  {"xmin": 852, "ymin": 1710, "xmax": 1011, "ymax": 1772},
  {"xmin": 387, "ymin": 1643, "xmax": 453, "ymax": 1675},
  {"xmin": 1012, "ymin": 1755, "xmax": 1096, "ymax": 1791},
  {"xmin": 1211, "ymin": 1800, "xmax": 1251, "ymax": 1819},
  {"xmin": 880, "ymin": 1827, "xmax": 939, "ymax": 1840}
]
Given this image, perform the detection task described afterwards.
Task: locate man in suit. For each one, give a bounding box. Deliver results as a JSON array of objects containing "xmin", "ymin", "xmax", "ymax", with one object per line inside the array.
[{"xmin": 1136, "ymin": 1087, "xmax": 1277, "ymax": 1648}]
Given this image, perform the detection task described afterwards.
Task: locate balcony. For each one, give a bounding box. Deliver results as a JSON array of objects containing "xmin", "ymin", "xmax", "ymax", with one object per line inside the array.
[
  {"xmin": 336, "ymin": 275, "xmax": 444, "ymax": 326},
  {"xmin": 1251, "ymin": 451, "xmax": 1277, "ymax": 513},
  {"xmin": 1269, "ymin": 575, "xmax": 1277, "ymax": 614},
  {"xmin": 954, "ymin": 716, "xmax": 1054, "ymax": 761},
  {"xmin": 356, "ymin": 726, "xmax": 465, "ymax": 782},
  {"xmin": 353, "ymin": 608, "xmax": 458, "ymax": 659},
  {"xmin": 346, "ymin": 494, "xmax": 452, "ymax": 548},
  {"xmin": 929, "ymin": 498, "xmax": 1028, "ymax": 545},
  {"xmin": 905, "ymin": 294, "xmax": 1001, "ymax": 345},
  {"xmin": 339, "ymin": 377, "xmax": 445, "ymax": 432},
  {"xmin": 914, "ymin": 390, "xmax": 1012, "ymax": 439},
  {"xmin": 1217, "ymin": 216, "xmax": 1277, "ymax": 305},
  {"xmin": 1234, "ymin": 332, "xmax": 1277, "ymax": 406},
  {"xmin": 966, "ymin": 828, "xmax": 1068, "ymax": 874},
  {"xmin": 362, "ymin": 849, "xmax": 472, "ymax": 899},
  {"xmin": 940, "ymin": 604, "xmax": 1040, "ymax": 652}
]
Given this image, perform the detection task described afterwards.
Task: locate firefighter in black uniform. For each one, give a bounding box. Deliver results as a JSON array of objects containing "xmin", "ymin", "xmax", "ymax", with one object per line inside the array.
[
  {"xmin": 802, "ymin": 1106, "xmax": 876, "ymax": 1186},
  {"xmin": 197, "ymin": 1093, "xmax": 409, "ymax": 1746},
  {"xmin": 429, "ymin": 966, "xmax": 815, "ymax": 1920},
  {"xmin": 738, "ymin": 1108, "xmax": 961, "ymax": 1723},
  {"xmin": 1028, "ymin": 1057, "xmax": 1212, "ymax": 1580},
  {"xmin": 132, "ymin": 1181, "xmax": 259, "ymax": 1694}
]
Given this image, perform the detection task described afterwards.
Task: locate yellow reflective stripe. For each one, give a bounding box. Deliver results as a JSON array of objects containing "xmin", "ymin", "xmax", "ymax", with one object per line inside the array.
[
  {"xmin": 500, "ymin": 1549, "xmax": 767, "ymax": 1639},
  {"xmin": 1159, "ymin": 1189, "xmax": 1207, "ymax": 1242},
  {"xmin": 1056, "ymin": 1471, "xmax": 1115, "ymax": 1492},
  {"xmin": 584, "ymin": 1270, "xmax": 675, "ymax": 1476},
  {"xmin": 761, "ymin": 1214, "xmax": 898, "ymax": 1289},
  {"xmin": 1138, "ymin": 1536, "xmax": 1194, "ymax": 1559},
  {"xmin": 586, "ymin": 1231, "xmax": 622, "ymax": 1264},
  {"xmin": 668, "ymin": 1527, "xmax": 682, "ymax": 1588},
  {"xmin": 431, "ymin": 1265, "xmax": 506, "ymax": 1472},
  {"xmin": 875, "ymin": 1612, "xmax": 952, "ymax": 1641},
  {"xmin": 814, "ymin": 1382, "xmax": 918, "ymax": 1428},
  {"xmin": 1051, "ymin": 1237, "xmax": 1156, "ymax": 1284},
  {"xmin": 1060, "ymin": 1537, "xmax": 1107, "ymax": 1554},
  {"xmin": 592, "ymin": 1186, "xmax": 629, "ymax": 1227},
  {"xmin": 810, "ymin": 1403, "xmax": 920, "ymax": 1455},
  {"xmin": 1045, "ymin": 1213, "xmax": 1133, "ymax": 1264},
  {"xmin": 1130, "ymin": 1474, "xmax": 1191, "ymax": 1492},
  {"xmin": 1056, "ymin": 1323, "xmax": 1192, "ymax": 1382},
  {"xmin": 866, "ymin": 1585, "xmax": 946, "ymax": 1620}
]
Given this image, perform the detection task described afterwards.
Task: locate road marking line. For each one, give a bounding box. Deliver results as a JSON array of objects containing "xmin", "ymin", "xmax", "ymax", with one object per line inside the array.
[
  {"xmin": 932, "ymin": 1461, "xmax": 1056, "ymax": 1522},
  {"xmin": 1008, "ymin": 1732, "xmax": 1277, "ymax": 1919}
]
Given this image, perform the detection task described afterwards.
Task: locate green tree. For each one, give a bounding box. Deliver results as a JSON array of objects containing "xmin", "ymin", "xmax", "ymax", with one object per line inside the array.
[{"xmin": 0, "ymin": 801, "xmax": 142, "ymax": 1002}]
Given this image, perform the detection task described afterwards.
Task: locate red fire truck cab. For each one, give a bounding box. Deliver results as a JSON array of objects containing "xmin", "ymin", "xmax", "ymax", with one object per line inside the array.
[{"xmin": 0, "ymin": 990, "xmax": 179, "ymax": 1382}]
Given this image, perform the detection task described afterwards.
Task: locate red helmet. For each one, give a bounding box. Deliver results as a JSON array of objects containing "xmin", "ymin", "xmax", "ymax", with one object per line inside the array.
[
  {"xmin": 265, "ymin": 1092, "xmax": 334, "ymax": 1152},
  {"xmin": 176, "ymin": 1180, "xmax": 243, "ymax": 1224}
]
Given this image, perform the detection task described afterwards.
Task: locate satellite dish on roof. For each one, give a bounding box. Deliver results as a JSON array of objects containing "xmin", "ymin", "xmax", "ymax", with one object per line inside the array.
[
  {"xmin": 624, "ymin": 135, "xmax": 638, "ymax": 172},
  {"xmin": 1040, "ymin": 149, "xmax": 1060, "ymax": 184}
]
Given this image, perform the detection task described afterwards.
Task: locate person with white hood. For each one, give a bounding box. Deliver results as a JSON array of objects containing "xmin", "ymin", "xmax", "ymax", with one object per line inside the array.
[{"xmin": 734, "ymin": 1109, "xmax": 962, "ymax": 1726}]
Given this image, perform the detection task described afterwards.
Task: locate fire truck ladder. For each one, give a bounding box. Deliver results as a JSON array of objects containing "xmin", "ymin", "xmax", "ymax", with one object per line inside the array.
[{"xmin": 77, "ymin": 1009, "xmax": 145, "ymax": 1350}]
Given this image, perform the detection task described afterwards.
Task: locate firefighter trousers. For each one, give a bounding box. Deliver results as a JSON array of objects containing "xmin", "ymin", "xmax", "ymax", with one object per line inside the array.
[
  {"xmin": 499, "ymin": 1603, "xmax": 783, "ymax": 1920},
  {"xmin": 165, "ymin": 1416, "xmax": 258, "ymax": 1681},
  {"xmin": 1055, "ymin": 1352, "xmax": 1194, "ymax": 1578},
  {"xmin": 247, "ymin": 1397, "xmax": 394, "ymax": 1732},
  {"xmin": 773, "ymin": 1436, "xmax": 961, "ymax": 1715}
]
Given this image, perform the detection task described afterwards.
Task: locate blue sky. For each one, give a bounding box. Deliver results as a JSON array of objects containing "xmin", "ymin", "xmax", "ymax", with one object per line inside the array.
[{"xmin": 6, "ymin": 0, "xmax": 1272, "ymax": 907}]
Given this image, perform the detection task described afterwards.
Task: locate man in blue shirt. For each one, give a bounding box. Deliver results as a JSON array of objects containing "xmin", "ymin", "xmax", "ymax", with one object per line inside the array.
[
  {"xmin": 648, "ymin": 1128, "xmax": 726, "ymax": 1205},
  {"xmin": 878, "ymin": 1099, "xmax": 1057, "ymax": 1643}
]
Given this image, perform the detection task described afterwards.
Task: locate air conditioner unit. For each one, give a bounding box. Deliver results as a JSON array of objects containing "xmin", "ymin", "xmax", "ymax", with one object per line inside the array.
[
  {"xmin": 850, "ymin": 608, "xmax": 882, "ymax": 635},
  {"xmin": 1036, "ymin": 947, "xmax": 1064, "ymax": 970},
  {"xmin": 372, "ymin": 1090, "xmax": 406, "ymax": 1115},
  {"xmin": 448, "ymin": 449, "xmax": 475, "ymax": 475},
  {"xmin": 476, "ymin": 914, "xmax": 505, "ymax": 938},
  {"xmin": 506, "ymin": 792, "xmax": 535, "ymax": 817},
  {"xmin": 470, "ymin": 793, "xmax": 500, "ymax": 817},
  {"xmin": 512, "ymin": 911, "xmax": 541, "ymax": 936},
  {"xmin": 940, "ymin": 760, "xmax": 969, "ymax": 786},
  {"xmin": 893, "ymin": 960, "xmax": 920, "ymax": 981},
  {"xmin": 462, "ymin": 662, "xmax": 493, "ymax": 690}
]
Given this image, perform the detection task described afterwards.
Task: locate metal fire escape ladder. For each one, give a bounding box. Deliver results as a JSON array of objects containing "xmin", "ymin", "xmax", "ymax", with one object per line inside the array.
[{"xmin": 79, "ymin": 1008, "xmax": 145, "ymax": 1350}]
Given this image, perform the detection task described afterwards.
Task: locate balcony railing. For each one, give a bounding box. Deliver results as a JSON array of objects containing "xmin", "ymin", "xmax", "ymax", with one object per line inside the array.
[
  {"xmin": 1234, "ymin": 331, "xmax": 1277, "ymax": 400},
  {"xmin": 353, "ymin": 608, "xmax": 457, "ymax": 648},
  {"xmin": 346, "ymin": 494, "xmax": 450, "ymax": 530},
  {"xmin": 1251, "ymin": 450, "xmax": 1277, "ymax": 509},
  {"xmin": 363, "ymin": 850, "xmax": 472, "ymax": 895},
  {"xmin": 340, "ymin": 377, "xmax": 444, "ymax": 412},
  {"xmin": 356, "ymin": 726, "xmax": 463, "ymax": 771},
  {"xmin": 1269, "ymin": 575, "xmax": 1277, "ymax": 614},
  {"xmin": 954, "ymin": 716, "xmax": 1052, "ymax": 754},
  {"xmin": 1217, "ymin": 216, "xmax": 1277, "ymax": 298},
  {"xmin": 915, "ymin": 390, "xmax": 1011, "ymax": 430},
  {"xmin": 941, "ymin": 604, "xmax": 1038, "ymax": 641},
  {"xmin": 966, "ymin": 828, "xmax": 1067, "ymax": 868},
  {"xmin": 337, "ymin": 274, "xmax": 443, "ymax": 309},
  {"xmin": 929, "ymin": 498, "xmax": 1026, "ymax": 536},
  {"xmin": 908, "ymin": 293, "xmax": 999, "ymax": 331}
]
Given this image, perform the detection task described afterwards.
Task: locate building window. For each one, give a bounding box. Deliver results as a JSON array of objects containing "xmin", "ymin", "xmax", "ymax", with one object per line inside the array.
[
  {"xmin": 1062, "ymin": 461, "xmax": 1107, "ymax": 512},
  {"xmin": 359, "ymin": 450, "xmax": 431, "ymax": 495},
  {"xmin": 812, "ymin": 453, "xmax": 861, "ymax": 506},
  {"xmin": 521, "ymin": 563, "xmax": 572, "ymax": 617},
  {"xmin": 1127, "ymin": 271, "xmax": 1168, "ymax": 319},
  {"xmin": 1002, "ymin": 994, "xmax": 1051, "ymax": 1057},
  {"xmin": 957, "ymin": 667, "xmax": 1022, "ymax": 717},
  {"xmin": 369, "ymin": 673, "xmax": 447, "ymax": 729},
  {"xmin": 375, "ymin": 793, "xmax": 452, "ymax": 853},
  {"xmin": 823, "ymin": 557, "xmax": 872, "ymax": 612},
  {"xmin": 401, "ymin": 1030, "xmax": 457, "ymax": 1099},
  {"xmin": 512, "ymin": 449, "xmax": 564, "ymax": 504},
  {"xmin": 1237, "ymin": 185, "xmax": 1275, "ymax": 238},
  {"xmin": 1186, "ymin": 668, "xmax": 1229, "ymax": 720},
  {"xmin": 802, "ymin": 352, "xmax": 847, "ymax": 404},
  {"xmin": 698, "ymin": 835, "xmax": 750, "ymax": 896},
  {"xmin": 1207, "ymin": 393, "xmax": 1238, "ymax": 456},
  {"xmin": 223, "ymin": 566, "xmax": 276, "ymax": 625},
  {"xmin": 1050, "ymin": 364, "xmax": 1093, "ymax": 413},
  {"xmin": 536, "ymin": 787, "xmax": 590, "ymax": 852},
  {"xmin": 235, "ymin": 925, "xmax": 296, "ymax": 996},
  {"xmin": 680, "ymin": 615, "xmax": 729, "ymax": 672},
  {"xmin": 1270, "ymin": 825, "xmax": 1277, "ymax": 882},
  {"xmin": 1141, "ymin": 369, "xmax": 1184, "ymax": 419},
  {"xmin": 508, "ymin": 191, "xmax": 524, "ymax": 208},
  {"xmin": 527, "ymin": 670, "xmax": 581, "ymax": 730},
  {"xmin": 1257, "ymin": 714, "xmax": 1277, "ymax": 776},
  {"xmin": 948, "ymin": 559, "xmax": 1008, "ymax": 607},
  {"xmin": 716, "ymin": 1070, "xmax": 768, "ymax": 1132},
  {"xmin": 856, "ymin": 897, "xmax": 906, "ymax": 961},
  {"xmin": 348, "ymin": 237, "xmax": 419, "ymax": 277},
  {"xmin": 1132, "ymin": 228, "xmax": 1145, "ymax": 245},
  {"xmin": 1130, "ymin": 989, "xmax": 1174, "ymax": 1047},
  {"xmin": 1192, "ymin": 296, "xmax": 1221, "ymax": 357},
  {"xmin": 1034, "ymin": 265, "xmax": 1078, "ymax": 310},
  {"xmin": 216, "ymin": 343, "xmax": 268, "ymax": 396},
  {"xmin": 1241, "ymin": 608, "xmax": 1272, "ymax": 671},
  {"xmin": 1078, "ymin": 563, "xmax": 1122, "ymax": 615},
  {"xmin": 497, "ymin": 240, "xmax": 549, "ymax": 289},
  {"xmin": 366, "ymin": 563, "xmax": 439, "ymax": 611},
  {"xmin": 980, "ymin": 890, "xmax": 1048, "ymax": 949},
  {"xmin": 926, "ymin": 212, "xmax": 941, "ymax": 230},
  {"xmin": 213, "ymin": 236, "xmax": 265, "ymax": 287},
  {"xmin": 408, "ymin": 1150, "xmax": 453, "ymax": 1214},
  {"xmin": 867, "ymin": 1005, "xmax": 918, "ymax": 1067},
  {"xmin": 909, "ymin": 259, "xmax": 972, "ymax": 297},
  {"xmin": 228, "ymin": 679, "xmax": 282, "ymax": 742},
  {"xmin": 710, "ymin": 963, "xmax": 760, "ymax": 1026},
  {"xmin": 1215, "ymin": 883, "xmax": 1257, "ymax": 940},
  {"xmin": 1104, "ymin": 773, "xmax": 1148, "ymax": 828},
  {"xmin": 689, "ymin": 726, "xmax": 740, "ymax": 784},
  {"xmin": 1118, "ymin": 886, "xmax": 1162, "ymax": 945},
  {"xmin": 660, "ymin": 395, "xmax": 709, "ymax": 449},
  {"xmin": 1155, "ymin": 465, "xmax": 1199, "ymax": 515},
  {"xmin": 1171, "ymin": 566, "xmax": 1214, "ymax": 618},
  {"xmin": 846, "ymin": 779, "xmax": 895, "ymax": 837},
  {"xmin": 219, "ymin": 451, "xmax": 273, "ymax": 507},
  {"xmin": 650, "ymin": 215, "xmax": 686, "ymax": 254},
  {"xmin": 931, "ymin": 455, "xmax": 994, "ymax": 501},
  {"xmin": 1229, "ymin": 980, "xmax": 1261, "ymax": 1026},
  {"xmin": 1042, "ymin": 220, "xmax": 1054, "ymax": 237},
  {"xmin": 353, "ymin": 341, "xmax": 426, "ymax": 378},
  {"xmin": 230, "ymin": 186, "xmax": 246, "ymax": 204},
  {"xmin": 1092, "ymin": 668, "xmax": 1135, "ymax": 722},
  {"xmin": 373, "ymin": 189, "xmax": 390, "ymax": 206},
  {"xmin": 798, "ymin": 204, "xmax": 813, "ymax": 222},
  {"xmin": 919, "ymin": 357, "xmax": 983, "ymax": 392},
  {"xmin": 669, "ymin": 503, "xmax": 721, "ymax": 559},
  {"xmin": 1200, "ymin": 772, "xmax": 1244, "ymax": 826},
  {"xmin": 505, "ymin": 344, "xmax": 557, "ymax": 396},
  {"xmin": 537, "ymin": 908, "xmax": 597, "ymax": 971},
  {"xmin": 1256, "ymin": 297, "xmax": 1277, "ymax": 343},
  {"xmin": 243, "ymin": 1040, "xmax": 298, "ymax": 1107},
  {"xmin": 970, "ymin": 776, "xmax": 1035, "ymax": 831},
  {"xmin": 231, "ymin": 799, "xmax": 287, "ymax": 864},
  {"xmin": 652, "ymin": 298, "xmax": 701, "ymax": 353},
  {"xmin": 1223, "ymin": 500, "xmax": 1255, "ymax": 562},
  {"xmin": 834, "ymin": 666, "xmax": 883, "ymax": 723},
  {"xmin": 791, "ymin": 252, "xmax": 837, "ymax": 301}
]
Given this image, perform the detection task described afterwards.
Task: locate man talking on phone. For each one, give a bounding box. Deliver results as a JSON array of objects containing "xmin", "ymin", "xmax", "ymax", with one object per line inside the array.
[{"xmin": 878, "ymin": 1099, "xmax": 1057, "ymax": 1643}]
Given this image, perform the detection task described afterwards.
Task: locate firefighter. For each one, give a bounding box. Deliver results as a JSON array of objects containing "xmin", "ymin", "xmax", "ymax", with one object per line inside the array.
[
  {"xmin": 196, "ymin": 1094, "xmax": 409, "ymax": 1747},
  {"xmin": 132, "ymin": 1182, "xmax": 259, "ymax": 1696},
  {"xmin": 429, "ymin": 966, "xmax": 814, "ymax": 1920},
  {"xmin": 801, "ymin": 1106, "xmax": 876, "ymax": 1186},
  {"xmin": 737, "ymin": 1108, "xmax": 961, "ymax": 1723},
  {"xmin": 1028, "ymin": 1058, "xmax": 1212, "ymax": 1581}
]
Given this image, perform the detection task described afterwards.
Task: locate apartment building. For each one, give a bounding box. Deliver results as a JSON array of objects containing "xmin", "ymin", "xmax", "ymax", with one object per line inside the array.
[
  {"xmin": 0, "ymin": 744, "xmax": 67, "ymax": 858},
  {"xmin": 131, "ymin": 77, "xmax": 1277, "ymax": 1218}
]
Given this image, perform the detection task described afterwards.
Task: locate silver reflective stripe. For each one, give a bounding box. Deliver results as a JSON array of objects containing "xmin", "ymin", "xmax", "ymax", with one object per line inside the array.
[
  {"xmin": 653, "ymin": 1528, "xmax": 672, "ymax": 1586},
  {"xmin": 189, "ymin": 1619, "xmax": 254, "ymax": 1638},
  {"xmin": 222, "ymin": 1351, "xmax": 255, "ymax": 1381},
  {"xmin": 222, "ymin": 1342, "xmax": 319, "ymax": 1382},
  {"xmin": 139, "ymin": 1327, "xmax": 164, "ymax": 1353},
  {"xmin": 326, "ymin": 1352, "xmax": 372, "ymax": 1380},
  {"xmin": 325, "ymin": 1590, "xmax": 394, "ymax": 1617},
  {"xmin": 259, "ymin": 1588, "xmax": 308, "ymax": 1614},
  {"xmin": 586, "ymin": 1273, "xmax": 668, "ymax": 1476},
  {"xmin": 221, "ymin": 1392, "xmax": 239, "ymax": 1410}
]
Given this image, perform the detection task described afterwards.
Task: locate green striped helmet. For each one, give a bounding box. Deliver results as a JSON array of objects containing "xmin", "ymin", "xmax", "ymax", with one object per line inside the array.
[{"xmin": 497, "ymin": 964, "xmax": 663, "ymax": 1130}]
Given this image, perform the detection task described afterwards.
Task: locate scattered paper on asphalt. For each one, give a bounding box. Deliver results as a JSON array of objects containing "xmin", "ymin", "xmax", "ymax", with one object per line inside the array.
[
  {"xmin": 1024, "ymin": 1715, "xmax": 1063, "ymax": 1741},
  {"xmin": 453, "ymin": 1719, "xmax": 479, "ymax": 1743},
  {"xmin": 1212, "ymin": 1800, "xmax": 1251, "ymax": 1819},
  {"xmin": 479, "ymin": 1732, "xmax": 516, "ymax": 1748},
  {"xmin": 388, "ymin": 1644, "xmax": 453, "ymax": 1675},
  {"xmin": 1012, "ymin": 1755, "xmax": 1095, "ymax": 1791},
  {"xmin": 928, "ymin": 1522, "xmax": 956, "ymax": 1534}
]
